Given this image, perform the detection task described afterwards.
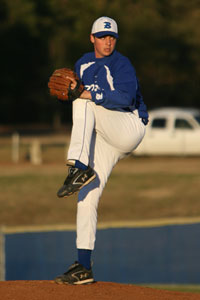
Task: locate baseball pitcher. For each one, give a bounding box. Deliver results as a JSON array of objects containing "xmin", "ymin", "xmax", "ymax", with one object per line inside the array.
[{"xmin": 48, "ymin": 16, "xmax": 148, "ymax": 285}]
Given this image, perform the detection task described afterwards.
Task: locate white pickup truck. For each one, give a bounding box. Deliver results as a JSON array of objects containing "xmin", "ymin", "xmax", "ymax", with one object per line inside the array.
[{"xmin": 134, "ymin": 107, "xmax": 200, "ymax": 156}]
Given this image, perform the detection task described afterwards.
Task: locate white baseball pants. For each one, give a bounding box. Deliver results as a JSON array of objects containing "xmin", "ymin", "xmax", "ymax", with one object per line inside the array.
[{"xmin": 67, "ymin": 98, "xmax": 145, "ymax": 250}]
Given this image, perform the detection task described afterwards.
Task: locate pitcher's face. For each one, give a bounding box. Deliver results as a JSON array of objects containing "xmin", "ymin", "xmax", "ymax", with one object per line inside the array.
[{"xmin": 90, "ymin": 35, "xmax": 117, "ymax": 58}]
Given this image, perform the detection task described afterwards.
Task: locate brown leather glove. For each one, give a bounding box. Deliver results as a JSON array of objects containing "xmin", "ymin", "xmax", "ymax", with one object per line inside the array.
[{"xmin": 48, "ymin": 68, "xmax": 84, "ymax": 101}]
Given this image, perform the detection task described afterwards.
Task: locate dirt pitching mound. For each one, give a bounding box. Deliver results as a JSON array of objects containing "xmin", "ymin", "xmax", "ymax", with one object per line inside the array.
[{"xmin": 0, "ymin": 281, "xmax": 200, "ymax": 300}]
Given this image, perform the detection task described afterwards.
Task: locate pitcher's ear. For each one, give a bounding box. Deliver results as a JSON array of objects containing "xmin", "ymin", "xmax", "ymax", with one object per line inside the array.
[{"xmin": 90, "ymin": 34, "xmax": 95, "ymax": 44}]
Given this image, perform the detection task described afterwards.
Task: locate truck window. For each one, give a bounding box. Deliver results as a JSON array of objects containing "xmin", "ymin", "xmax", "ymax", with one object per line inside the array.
[
  {"xmin": 175, "ymin": 118, "xmax": 193, "ymax": 129},
  {"xmin": 151, "ymin": 118, "xmax": 167, "ymax": 128}
]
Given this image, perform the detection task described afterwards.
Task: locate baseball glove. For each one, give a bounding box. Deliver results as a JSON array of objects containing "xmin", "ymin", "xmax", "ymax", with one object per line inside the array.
[{"xmin": 48, "ymin": 68, "xmax": 84, "ymax": 101}]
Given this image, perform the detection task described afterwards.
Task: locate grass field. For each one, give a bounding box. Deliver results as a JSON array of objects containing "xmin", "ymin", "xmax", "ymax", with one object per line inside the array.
[
  {"xmin": 1, "ymin": 154, "xmax": 200, "ymax": 227},
  {"xmin": 141, "ymin": 284, "xmax": 200, "ymax": 293}
]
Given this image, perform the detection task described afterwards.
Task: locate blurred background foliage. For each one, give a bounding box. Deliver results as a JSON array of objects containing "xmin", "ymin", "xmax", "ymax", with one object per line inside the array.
[{"xmin": 0, "ymin": 0, "xmax": 199, "ymax": 126}]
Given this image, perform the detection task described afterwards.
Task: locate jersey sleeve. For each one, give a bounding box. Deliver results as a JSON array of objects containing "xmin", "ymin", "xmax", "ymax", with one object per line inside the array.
[{"xmin": 90, "ymin": 57, "xmax": 137, "ymax": 109}]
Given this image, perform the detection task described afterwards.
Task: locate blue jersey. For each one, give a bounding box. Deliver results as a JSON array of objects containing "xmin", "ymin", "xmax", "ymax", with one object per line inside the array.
[{"xmin": 75, "ymin": 50, "xmax": 148, "ymax": 123}]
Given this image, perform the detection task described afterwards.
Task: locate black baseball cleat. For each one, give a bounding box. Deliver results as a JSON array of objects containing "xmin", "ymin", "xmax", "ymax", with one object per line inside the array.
[
  {"xmin": 57, "ymin": 161, "xmax": 96, "ymax": 197},
  {"xmin": 54, "ymin": 261, "xmax": 95, "ymax": 285}
]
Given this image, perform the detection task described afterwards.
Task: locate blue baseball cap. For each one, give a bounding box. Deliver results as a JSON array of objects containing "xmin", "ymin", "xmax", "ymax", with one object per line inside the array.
[{"xmin": 91, "ymin": 16, "xmax": 119, "ymax": 38}]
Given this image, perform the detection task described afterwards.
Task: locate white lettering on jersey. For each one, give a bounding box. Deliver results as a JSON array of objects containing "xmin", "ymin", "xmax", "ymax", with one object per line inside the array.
[
  {"xmin": 96, "ymin": 93, "xmax": 103, "ymax": 100},
  {"xmin": 80, "ymin": 62, "xmax": 95, "ymax": 78},
  {"xmin": 85, "ymin": 84, "xmax": 99, "ymax": 92},
  {"xmin": 104, "ymin": 65, "xmax": 114, "ymax": 91}
]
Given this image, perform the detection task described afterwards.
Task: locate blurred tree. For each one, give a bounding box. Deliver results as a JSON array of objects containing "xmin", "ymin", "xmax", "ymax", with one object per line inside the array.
[{"xmin": 0, "ymin": 0, "xmax": 54, "ymax": 124}]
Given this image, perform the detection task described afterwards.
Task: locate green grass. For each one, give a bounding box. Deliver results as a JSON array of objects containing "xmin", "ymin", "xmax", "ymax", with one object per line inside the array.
[
  {"xmin": 1, "ymin": 156, "xmax": 200, "ymax": 226},
  {"xmin": 141, "ymin": 284, "xmax": 200, "ymax": 293}
]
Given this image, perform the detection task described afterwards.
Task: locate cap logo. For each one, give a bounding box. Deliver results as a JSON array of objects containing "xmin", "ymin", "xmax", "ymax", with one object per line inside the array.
[
  {"xmin": 91, "ymin": 17, "xmax": 118, "ymax": 38},
  {"xmin": 104, "ymin": 22, "xmax": 112, "ymax": 29}
]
